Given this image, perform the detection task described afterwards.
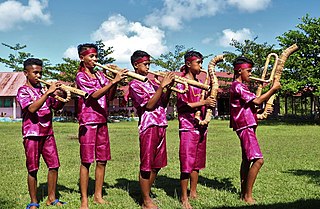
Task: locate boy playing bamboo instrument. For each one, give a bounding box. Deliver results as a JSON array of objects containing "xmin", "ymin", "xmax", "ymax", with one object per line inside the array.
[
  {"xmin": 17, "ymin": 58, "xmax": 66, "ymax": 209},
  {"xmin": 76, "ymin": 43, "xmax": 127, "ymax": 209},
  {"xmin": 230, "ymin": 56, "xmax": 280, "ymax": 204},
  {"xmin": 128, "ymin": 50, "xmax": 175, "ymax": 209},
  {"xmin": 176, "ymin": 51, "xmax": 216, "ymax": 209}
]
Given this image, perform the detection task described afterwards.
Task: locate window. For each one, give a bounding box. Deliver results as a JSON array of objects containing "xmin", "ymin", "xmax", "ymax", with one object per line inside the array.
[{"xmin": 0, "ymin": 98, "xmax": 13, "ymax": 107}]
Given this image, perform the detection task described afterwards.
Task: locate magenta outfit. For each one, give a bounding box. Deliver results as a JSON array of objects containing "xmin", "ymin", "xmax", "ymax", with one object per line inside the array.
[
  {"xmin": 230, "ymin": 80, "xmax": 263, "ymax": 161},
  {"xmin": 129, "ymin": 79, "xmax": 168, "ymax": 171},
  {"xmin": 16, "ymin": 85, "xmax": 62, "ymax": 172},
  {"xmin": 176, "ymin": 78, "xmax": 207, "ymax": 173},
  {"xmin": 76, "ymin": 70, "xmax": 111, "ymax": 163}
]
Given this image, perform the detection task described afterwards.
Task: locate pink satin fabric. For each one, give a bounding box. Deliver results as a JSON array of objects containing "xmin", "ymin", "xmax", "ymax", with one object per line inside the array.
[
  {"xmin": 236, "ymin": 127, "xmax": 263, "ymax": 161},
  {"xmin": 229, "ymin": 81, "xmax": 257, "ymax": 131},
  {"xmin": 129, "ymin": 79, "xmax": 168, "ymax": 133},
  {"xmin": 176, "ymin": 77, "xmax": 208, "ymax": 173},
  {"xmin": 176, "ymin": 82, "xmax": 206, "ymax": 131},
  {"xmin": 76, "ymin": 70, "xmax": 110, "ymax": 125},
  {"xmin": 79, "ymin": 124, "xmax": 111, "ymax": 163},
  {"xmin": 23, "ymin": 135, "xmax": 60, "ymax": 172},
  {"xmin": 16, "ymin": 85, "xmax": 63, "ymax": 137},
  {"xmin": 139, "ymin": 126, "xmax": 167, "ymax": 171},
  {"xmin": 179, "ymin": 130, "xmax": 207, "ymax": 173}
]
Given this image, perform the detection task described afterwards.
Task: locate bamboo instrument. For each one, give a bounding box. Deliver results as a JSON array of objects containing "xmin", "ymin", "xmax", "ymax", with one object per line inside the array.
[
  {"xmin": 94, "ymin": 62, "xmax": 147, "ymax": 82},
  {"xmin": 38, "ymin": 79, "xmax": 89, "ymax": 102},
  {"xmin": 195, "ymin": 54, "xmax": 224, "ymax": 125},
  {"xmin": 148, "ymin": 71, "xmax": 211, "ymax": 94}
]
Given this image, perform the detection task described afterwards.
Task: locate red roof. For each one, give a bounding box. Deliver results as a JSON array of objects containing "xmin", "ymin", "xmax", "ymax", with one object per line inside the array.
[{"xmin": 0, "ymin": 72, "xmax": 26, "ymax": 96}]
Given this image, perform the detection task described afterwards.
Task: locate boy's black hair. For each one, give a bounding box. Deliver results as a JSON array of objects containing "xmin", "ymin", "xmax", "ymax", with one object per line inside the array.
[
  {"xmin": 184, "ymin": 50, "xmax": 203, "ymax": 62},
  {"xmin": 23, "ymin": 58, "xmax": 43, "ymax": 71},
  {"xmin": 130, "ymin": 50, "xmax": 150, "ymax": 67},
  {"xmin": 77, "ymin": 43, "xmax": 98, "ymax": 56},
  {"xmin": 232, "ymin": 56, "xmax": 254, "ymax": 68}
]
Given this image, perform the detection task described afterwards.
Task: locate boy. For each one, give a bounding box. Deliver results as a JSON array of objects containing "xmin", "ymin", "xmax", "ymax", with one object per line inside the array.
[
  {"xmin": 17, "ymin": 58, "xmax": 66, "ymax": 209},
  {"xmin": 230, "ymin": 56, "xmax": 280, "ymax": 204},
  {"xmin": 128, "ymin": 50, "xmax": 175, "ymax": 209},
  {"xmin": 176, "ymin": 51, "xmax": 215, "ymax": 209},
  {"xmin": 76, "ymin": 43, "xmax": 127, "ymax": 209}
]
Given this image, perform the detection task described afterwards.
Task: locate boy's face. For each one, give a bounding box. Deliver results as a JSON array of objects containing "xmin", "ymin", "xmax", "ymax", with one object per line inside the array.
[
  {"xmin": 187, "ymin": 58, "xmax": 203, "ymax": 75},
  {"xmin": 80, "ymin": 49, "xmax": 98, "ymax": 69},
  {"xmin": 134, "ymin": 60, "xmax": 150, "ymax": 76},
  {"xmin": 24, "ymin": 65, "xmax": 42, "ymax": 86},
  {"xmin": 239, "ymin": 67, "xmax": 252, "ymax": 83}
]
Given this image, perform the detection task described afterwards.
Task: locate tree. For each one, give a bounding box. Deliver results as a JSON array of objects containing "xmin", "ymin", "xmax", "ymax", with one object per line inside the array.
[
  {"xmin": 222, "ymin": 37, "xmax": 277, "ymax": 77},
  {"xmin": 152, "ymin": 45, "xmax": 191, "ymax": 72},
  {"xmin": 277, "ymin": 14, "xmax": 320, "ymax": 96},
  {"xmin": 0, "ymin": 43, "xmax": 33, "ymax": 71}
]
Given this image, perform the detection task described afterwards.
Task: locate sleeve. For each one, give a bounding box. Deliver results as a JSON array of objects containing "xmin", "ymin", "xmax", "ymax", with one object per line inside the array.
[
  {"xmin": 76, "ymin": 72, "xmax": 96, "ymax": 95},
  {"xmin": 49, "ymin": 96, "xmax": 64, "ymax": 110},
  {"xmin": 16, "ymin": 87, "xmax": 33, "ymax": 110},
  {"xmin": 129, "ymin": 82, "xmax": 150, "ymax": 107},
  {"xmin": 237, "ymin": 84, "xmax": 256, "ymax": 104},
  {"xmin": 176, "ymin": 83, "xmax": 191, "ymax": 111}
]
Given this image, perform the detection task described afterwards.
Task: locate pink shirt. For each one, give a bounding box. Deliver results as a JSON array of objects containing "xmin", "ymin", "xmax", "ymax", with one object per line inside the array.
[
  {"xmin": 230, "ymin": 81, "xmax": 257, "ymax": 131},
  {"xmin": 16, "ymin": 85, "xmax": 63, "ymax": 138},
  {"xmin": 76, "ymin": 70, "xmax": 110, "ymax": 125},
  {"xmin": 176, "ymin": 77, "xmax": 206, "ymax": 131},
  {"xmin": 129, "ymin": 79, "xmax": 168, "ymax": 133}
]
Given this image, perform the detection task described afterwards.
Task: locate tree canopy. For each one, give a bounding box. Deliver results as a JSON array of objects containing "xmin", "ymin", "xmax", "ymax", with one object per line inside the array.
[{"xmin": 277, "ymin": 14, "xmax": 320, "ymax": 96}]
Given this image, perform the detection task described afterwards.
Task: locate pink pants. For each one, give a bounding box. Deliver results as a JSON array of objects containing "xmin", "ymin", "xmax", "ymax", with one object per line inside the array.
[
  {"xmin": 236, "ymin": 127, "xmax": 263, "ymax": 161},
  {"xmin": 139, "ymin": 126, "xmax": 167, "ymax": 171},
  {"xmin": 179, "ymin": 129, "xmax": 207, "ymax": 173},
  {"xmin": 79, "ymin": 124, "xmax": 111, "ymax": 163},
  {"xmin": 23, "ymin": 135, "xmax": 60, "ymax": 173}
]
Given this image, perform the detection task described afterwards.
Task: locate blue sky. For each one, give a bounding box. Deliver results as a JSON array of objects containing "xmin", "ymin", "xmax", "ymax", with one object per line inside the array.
[{"xmin": 0, "ymin": 0, "xmax": 319, "ymax": 72}]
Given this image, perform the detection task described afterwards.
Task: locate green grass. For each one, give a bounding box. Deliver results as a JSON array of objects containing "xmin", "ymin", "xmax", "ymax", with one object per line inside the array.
[{"xmin": 0, "ymin": 120, "xmax": 319, "ymax": 209}]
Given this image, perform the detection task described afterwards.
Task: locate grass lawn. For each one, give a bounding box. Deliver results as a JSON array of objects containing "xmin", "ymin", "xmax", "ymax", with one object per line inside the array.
[{"xmin": 0, "ymin": 120, "xmax": 319, "ymax": 209}]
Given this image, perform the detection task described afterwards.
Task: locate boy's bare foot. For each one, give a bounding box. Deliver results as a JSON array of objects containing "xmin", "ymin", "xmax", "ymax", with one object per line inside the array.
[
  {"xmin": 79, "ymin": 205, "xmax": 89, "ymax": 209},
  {"xmin": 93, "ymin": 196, "xmax": 109, "ymax": 205},
  {"xmin": 181, "ymin": 198, "xmax": 193, "ymax": 209},
  {"xmin": 189, "ymin": 192, "xmax": 197, "ymax": 199},
  {"xmin": 243, "ymin": 197, "xmax": 256, "ymax": 205},
  {"xmin": 80, "ymin": 199, "xmax": 89, "ymax": 209},
  {"xmin": 141, "ymin": 199, "xmax": 158, "ymax": 209}
]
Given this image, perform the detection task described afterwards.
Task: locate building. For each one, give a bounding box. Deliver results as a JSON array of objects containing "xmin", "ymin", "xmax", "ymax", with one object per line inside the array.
[{"xmin": 0, "ymin": 72, "xmax": 25, "ymax": 119}]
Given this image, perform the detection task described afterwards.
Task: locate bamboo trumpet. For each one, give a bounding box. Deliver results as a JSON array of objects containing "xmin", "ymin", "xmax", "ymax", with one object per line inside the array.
[
  {"xmin": 148, "ymin": 71, "xmax": 211, "ymax": 93},
  {"xmin": 94, "ymin": 62, "xmax": 147, "ymax": 82},
  {"xmin": 38, "ymin": 79, "xmax": 89, "ymax": 102}
]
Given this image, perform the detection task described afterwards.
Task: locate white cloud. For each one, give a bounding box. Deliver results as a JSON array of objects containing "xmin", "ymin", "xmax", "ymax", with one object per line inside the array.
[
  {"xmin": 90, "ymin": 14, "xmax": 168, "ymax": 64},
  {"xmin": 145, "ymin": 0, "xmax": 225, "ymax": 30},
  {"xmin": 227, "ymin": 0, "xmax": 271, "ymax": 12},
  {"xmin": 202, "ymin": 37, "xmax": 214, "ymax": 44},
  {"xmin": 63, "ymin": 46, "xmax": 79, "ymax": 60},
  {"xmin": 0, "ymin": 0, "xmax": 50, "ymax": 31},
  {"xmin": 218, "ymin": 28, "xmax": 254, "ymax": 47},
  {"xmin": 144, "ymin": 0, "xmax": 272, "ymax": 30}
]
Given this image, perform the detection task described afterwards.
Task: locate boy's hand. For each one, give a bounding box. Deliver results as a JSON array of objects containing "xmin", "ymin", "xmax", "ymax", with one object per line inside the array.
[
  {"xmin": 46, "ymin": 81, "xmax": 61, "ymax": 95},
  {"xmin": 160, "ymin": 72, "xmax": 175, "ymax": 89},
  {"xmin": 204, "ymin": 96, "xmax": 216, "ymax": 107},
  {"xmin": 272, "ymin": 80, "xmax": 281, "ymax": 91},
  {"xmin": 112, "ymin": 69, "xmax": 128, "ymax": 84}
]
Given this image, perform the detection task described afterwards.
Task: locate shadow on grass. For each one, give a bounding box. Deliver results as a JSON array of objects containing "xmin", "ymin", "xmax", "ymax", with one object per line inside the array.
[
  {"xmin": 284, "ymin": 169, "xmax": 320, "ymax": 185},
  {"xmin": 258, "ymin": 116, "xmax": 320, "ymax": 126},
  {"xmin": 37, "ymin": 182, "xmax": 78, "ymax": 203},
  {"xmin": 0, "ymin": 199, "xmax": 16, "ymax": 209},
  {"xmin": 112, "ymin": 178, "xmax": 141, "ymax": 204},
  {"xmin": 206, "ymin": 198, "xmax": 320, "ymax": 209},
  {"xmin": 198, "ymin": 176, "xmax": 238, "ymax": 194},
  {"xmin": 154, "ymin": 175, "xmax": 180, "ymax": 199}
]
